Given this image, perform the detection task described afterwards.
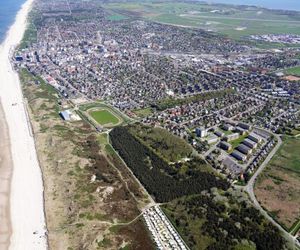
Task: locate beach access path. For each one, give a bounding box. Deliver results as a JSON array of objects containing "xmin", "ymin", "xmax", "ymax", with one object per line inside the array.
[{"xmin": 0, "ymin": 0, "xmax": 48, "ymax": 249}]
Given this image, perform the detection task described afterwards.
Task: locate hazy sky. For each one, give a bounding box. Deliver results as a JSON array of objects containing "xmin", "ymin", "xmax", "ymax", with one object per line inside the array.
[{"xmin": 210, "ymin": 0, "xmax": 300, "ymax": 11}]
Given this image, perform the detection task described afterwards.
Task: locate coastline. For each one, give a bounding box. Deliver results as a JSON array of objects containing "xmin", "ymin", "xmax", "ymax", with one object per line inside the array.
[
  {"xmin": 0, "ymin": 101, "xmax": 12, "ymax": 250},
  {"xmin": 0, "ymin": 0, "xmax": 48, "ymax": 249}
]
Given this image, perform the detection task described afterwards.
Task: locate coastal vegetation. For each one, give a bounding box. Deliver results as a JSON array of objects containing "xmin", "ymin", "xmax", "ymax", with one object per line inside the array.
[
  {"xmin": 110, "ymin": 124, "xmax": 288, "ymax": 249},
  {"xmin": 15, "ymin": 0, "xmax": 300, "ymax": 248},
  {"xmin": 20, "ymin": 69, "xmax": 154, "ymax": 249},
  {"xmin": 19, "ymin": 10, "xmax": 40, "ymax": 49},
  {"xmin": 162, "ymin": 190, "xmax": 286, "ymax": 250}
]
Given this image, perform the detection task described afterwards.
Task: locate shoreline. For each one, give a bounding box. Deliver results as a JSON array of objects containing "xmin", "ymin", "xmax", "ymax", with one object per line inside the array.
[
  {"xmin": 0, "ymin": 100, "xmax": 12, "ymax": 250},
  {"xmin": 0, "ymin": 0, "xmax": 48, "ymax": 249}
]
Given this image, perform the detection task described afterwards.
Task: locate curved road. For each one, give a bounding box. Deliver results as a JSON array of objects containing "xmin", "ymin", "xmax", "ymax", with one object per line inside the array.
[{"xmin": 244, "ymin": 131, "xmax": 300, "ymax": 248}]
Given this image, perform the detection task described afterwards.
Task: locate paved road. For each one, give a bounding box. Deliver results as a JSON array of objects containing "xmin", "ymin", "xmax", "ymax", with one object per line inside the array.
[{"xmin": 244, "ymin": 131, "xmax": 300, "ymax": 248}]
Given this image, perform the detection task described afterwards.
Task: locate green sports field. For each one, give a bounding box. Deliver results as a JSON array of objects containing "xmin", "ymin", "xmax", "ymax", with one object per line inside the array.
[
  {"xmin": 90, "ymin": 109, "xmax": 119, "ymax": 126},
  {"xmin": 285, "ymin": 66, "xmax": 300, "ymax": 77}
]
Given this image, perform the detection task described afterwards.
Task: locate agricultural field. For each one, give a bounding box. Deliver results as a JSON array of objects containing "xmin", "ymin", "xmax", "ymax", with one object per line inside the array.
[
  {"xmin": 103, "ymin": 1, "xmax": 300, "ymax": 40},
  {"xmin": 106, "ymin": 13, "xmax": 128, "ymax": 21},
  {"xmin": 89, "ymin": 109, "xmax": 120, "ymax": 126},
  {"xmin": 255, "ymin": 136, "xmax": 300, "ymax": 232}
]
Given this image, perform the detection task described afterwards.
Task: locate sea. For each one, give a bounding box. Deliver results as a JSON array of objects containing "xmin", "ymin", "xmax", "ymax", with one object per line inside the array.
[
  {"xmin": 0, "ymin": 0, "xmax": 26, "ymax": 42},
  {"xmin": 210, "ymin": 0, "xmax": 300, "ymax": 11}
]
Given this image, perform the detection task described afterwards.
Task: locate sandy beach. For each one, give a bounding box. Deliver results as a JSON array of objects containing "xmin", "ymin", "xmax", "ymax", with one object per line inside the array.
[
  {"xmin": 0, "ymin": 102, "xmax": 12, "ymax": 250},
  {"xmin": 0, "ymin": 0, "xmax": 48, "ymax": 249}
]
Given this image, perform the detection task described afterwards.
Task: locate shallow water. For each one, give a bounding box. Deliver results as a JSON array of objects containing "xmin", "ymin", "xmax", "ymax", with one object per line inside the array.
[{"xmin": 0, "ymin": 0, "xmax": 26, "ymax": 42}]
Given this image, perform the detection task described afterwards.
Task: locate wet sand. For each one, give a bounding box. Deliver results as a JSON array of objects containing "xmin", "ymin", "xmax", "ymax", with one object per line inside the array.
[{"xmin": 0, "ymin": 101, "xmax": 12, "ymax": 250}]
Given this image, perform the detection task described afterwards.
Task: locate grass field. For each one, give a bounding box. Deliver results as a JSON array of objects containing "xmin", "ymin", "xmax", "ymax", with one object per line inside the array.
[
  {"xmin": 89, "ymin": 109, "xmax": 119, "ymax": 126},
  {"xmin": 287, "ymin": 127, "xmax": 300, "ymax": 136},
  {"xmin": 271, "ymin": 136, "xmax": 300, "ymax": 173},
  {"xmin": 229, "ymin": 133, "xmax": 249, "ymax": 149},
  {"xmin": 104, "ymin": 1, "xmax": 300, "ymax": 41},
  {"xmin": 128, "ymin": 123, "xmax": 194, "ymax": 162},
  {"xmin": 79, "ymin": 102, "xmax": 132, "ymax": 124},
  {"xmin": 255, "ymin": 136, "xmax": 300, "ymax": 230},
  {"xmin": 285, "ymin": 66, "xmax": 300, "ymax": 77},
  {"xmin": 106, "ymin": 13, "xmax": 128, "ymax": 21},
  {"xmin": 219, "ymin": 128, "xmax": 233, "ymax": 136},
  {"xmin": 132, "ymin": 107, "xmax": 153, "ymax": 118}
]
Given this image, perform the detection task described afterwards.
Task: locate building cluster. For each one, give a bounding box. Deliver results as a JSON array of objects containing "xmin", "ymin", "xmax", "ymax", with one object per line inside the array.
[
  {"xmin": 143, "ymin": 206, "xmax": 188, "ymax": 250},
  {"xmin": 242, "ymin": 100, "xmax": 300, "ymax": 134},
  {"xmin": 206, "ymin": 123, "xmax": 272, "ymax": 180},
  {"xmin": 250, "ymin": 34, "xmax": 300, "ymax": 44},
  {"xmin": 230, "ymin": 132, "xmax": 262, "ymax": 162},
  {"xmin": 244, "ymin": 52, "xmax": 300, "ymax": 71},
  {"xmin": 13, "ymin": 0, "xmax": 300, "ymax": 181},
  {"xmin": 247, "ymin": 138, "xmax": 275, "ymax": 174}
]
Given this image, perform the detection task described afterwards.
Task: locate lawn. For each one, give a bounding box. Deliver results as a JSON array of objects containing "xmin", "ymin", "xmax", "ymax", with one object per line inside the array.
[
  {"xmin": 229, "ymin": 133, "xmax": 249, "ymax": 149},
  {"xmin": 90, "ymin": 109, "xmax": 119, "ymax": 126},
  {"xmin": 285, "ymin": 66, "xmax": 300, "ymax": 77},
  {"xmin": 219, "ymin": 128, "xmax": 233, "ymax": 136},
  {"xmin": 132, "ymin": 107, "xmax": 153, "ymax": 118}
]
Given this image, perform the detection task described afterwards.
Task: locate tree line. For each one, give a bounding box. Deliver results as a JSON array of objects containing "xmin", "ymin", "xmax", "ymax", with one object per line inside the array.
[{"xmin": 110, "ymin": 126, "xmax": 229, "ymax": 202}]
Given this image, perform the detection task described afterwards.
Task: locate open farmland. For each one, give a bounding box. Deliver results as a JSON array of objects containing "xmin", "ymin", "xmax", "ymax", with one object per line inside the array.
[
  {"xmin": 255, "ymin": 136, "xmax": 300, "ymax": 231},
  {"xmin": 104, "ymin": 1, "xmax": 300, "ymax": 40}
]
